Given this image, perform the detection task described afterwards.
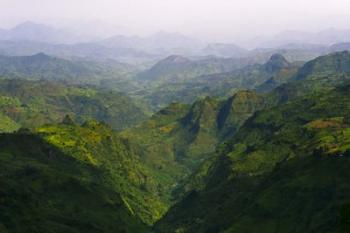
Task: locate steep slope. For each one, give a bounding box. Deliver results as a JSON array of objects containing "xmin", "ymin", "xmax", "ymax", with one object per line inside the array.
[
  {"xmin": 35, "ymin": 121, "xmax": 169, "ymax": 225},
  {"xmin": 0, "ymin": 130, "xmax": 148, "ymax": 233},
  {"xmin": 265, "ymin": 51, "xmax": 350, "ymax": 105},
  {"xmin": 295, "ymin": 51, "xmax": 350, "ymax": 81},
  {"xmin": 154, "ymin": 81, "xmax": 350, "ymax": 233},
  {"xmin": 0, "ymin": 79, "xmax": 148, "ymax": 131},
  {"xmin": 192, "ymin": 53, "xmax": 296, "ymax": 95},
  {"xmin": 119, "ymin": 90, "xmax": 266, "ymax": 203}
]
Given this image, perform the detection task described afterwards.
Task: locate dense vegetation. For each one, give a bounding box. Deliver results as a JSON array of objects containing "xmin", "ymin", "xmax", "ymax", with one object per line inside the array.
[
  {"xmin": 0, "ymin": 79, "xmax": 148, "ymax": 131},
  {"xmin": 35, "ymin": 121, "xmax": 169, "ymax": 225},
  {"xmin": 0, "ymin": 53, "xmax": 137, "ymax": 85},
  {"xmin": 136, "ymin": 54, "xmax": 299, "ymax": 109},
  {"xmin": 119, "ymin": 90, "xmax": 266, "ymax": 201},
  {"xmin": 0, "ymin": 131, "xmax": 148, "ymax": 233},
  {"xmin": 1, "ymin": 49, "xmax": 350, "ymax": 233},
  {"xmin": 154, "ymin": 51, "xmax": 350, "ymax": 233}
]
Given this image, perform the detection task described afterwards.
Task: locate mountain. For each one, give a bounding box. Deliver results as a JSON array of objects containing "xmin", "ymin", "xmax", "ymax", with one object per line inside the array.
[
  {"xmin": 9, "ymin": 21, "xmax": 60, "ymax": 41},
  {"xmin": 137, "ymin": 54, "xmax": 299, "ymax": 109},
  {"xmin": 153, "ymin": 51, "xmax": 350, "ymax": 233},
  {"xmin": 0, "ymin": 130, "xmax": 149, "ymax": 233},
  {"xmin": 295, "ymin": 51, "xmax": 350, "ymax": 80},
  {"xmin": 0, "ymin": 79, "xmax": 148, "ymax": 131},
  {"xmin": 0, "ymin": 21, "xmax": 80, "ymax": 44},
  {"xmin": 34, "ymin": 120, "xmax": 172, "ymax": 225},
  {"xmin": 0, "ymin": 22, "xmax": 202, "ymax": 61},
  {"xmin": 137, "ymin": 55, "xmax": 195, "ymax": 82},
  {"xmin": 0, "ymin": 40, "xmax": 157, "ymax": 64},
  {"xmin": 2, "ymin": 39, "xmax": 350, "ymax": 233},
  {"xmin": 0, "ymin": 115, "xmax": 189, "ymax": 231},
  {"xmin": 154, "ymin": 64, "xmax": 350, "ymax": 233},
  {"xmin": 0, "ymin": 53, "xmax": 140, "ymax": 90},
  {"xmin": 3, "ymin": 59, "xmax": 350, "ymax": 233},
  {"xmin": 255, "ymin": 51, "xmax": 350, "ymax": 109},
  {"xmin": 118, "ymin": 90, "xmax": 266, "ymax": 205},
  {"xmin": 133, "ymin": 55, "xmax": 278, "ymax": 109},
  {"xmin": 0, "ymin": 86, "xmax": 267, "ymax": 231},
  {"xmin": 264, "ymin": 53, "xmax": 291, "ymax": 72},
  {"xmin": 136, "ymin": 54, "xmax": 261, "ymax": 87}
]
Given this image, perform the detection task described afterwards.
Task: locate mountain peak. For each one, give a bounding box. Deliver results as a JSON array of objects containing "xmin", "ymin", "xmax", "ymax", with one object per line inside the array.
[
  {"xmin": 30, "ymin": 52, "xmax": 51, "ymax": 61},
  {"xmin": 265, "ymin": 53, "xmax": 290, "ymax": 72}
]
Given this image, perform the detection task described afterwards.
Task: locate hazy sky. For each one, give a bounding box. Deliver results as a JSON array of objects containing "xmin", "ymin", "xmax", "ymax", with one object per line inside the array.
[{"xmin": 1, "ymin": 0, "xmax": 350, "ymax": 41}]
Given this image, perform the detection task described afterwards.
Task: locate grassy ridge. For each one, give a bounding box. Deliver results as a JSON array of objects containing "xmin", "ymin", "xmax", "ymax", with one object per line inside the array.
[
  {"xmin": 36, "ymin": 120, "xmax": 170, "ymax": 225},
  {"xmin": 0, "ymin": 79, "xmax": 148, "ymax": 132},
  {"xmin": 0, "ymin": 131, "xmax": 148, "ymax": 233}
]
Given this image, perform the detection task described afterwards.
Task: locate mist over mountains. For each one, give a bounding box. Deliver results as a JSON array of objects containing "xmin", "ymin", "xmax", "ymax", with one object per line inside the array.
[{"xmin": 1, "ymin": 21, "xmax": 350, "ymax": 63}]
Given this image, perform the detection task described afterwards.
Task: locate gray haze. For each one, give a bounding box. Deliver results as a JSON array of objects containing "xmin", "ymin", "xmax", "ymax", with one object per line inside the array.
[{"xmin": 0, "ymin": 0, "xmax": 350, "ymax": 44}]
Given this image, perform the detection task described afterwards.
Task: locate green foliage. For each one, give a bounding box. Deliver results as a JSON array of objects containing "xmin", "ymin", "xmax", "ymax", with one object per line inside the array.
[
  {"xmin": 118, "ymin": 91, "xmax": 266, "ymax": 206},
  {"xmin": 136, "ymin": 54, "xmax": 298, "ymax": 109},
  {"xmin": 0, "ymin": 132, "xmax": 148, "ymax": 233},
  {"xmin": 154, "ymin": 52, "xmax": 350, "ymax": 232},
  {"xmin": 36, "ymin": 122, "xmax": 168, "ymax": 225},
  {"xmin": 154, "ymin": 82, "xmax": 350, "ymax": 233},
  {"xmin": 0, "ymin": 112, "xmax": 20, "ymax": 132},
  {"xmin": 3, "ymin": 50, "xmax": 350, "ymax": 233},
  {"xmin": 0, "ymin": 53, "xmax": 138, "ymax": 86},
  {"xmin": 296, "ymin": 51, "xmax": 350, "ymax": 81},
  {"xmin": 0, "ymin": 79, "xmax": 148, "ymax": 131}
]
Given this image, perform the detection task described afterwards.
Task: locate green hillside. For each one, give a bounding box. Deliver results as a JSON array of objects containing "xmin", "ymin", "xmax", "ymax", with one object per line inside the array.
[
  {"xmin": 137, "ymin": 55, "xmax": 257, "ymax": 84},
  {"xmin": 119, "ymin": 90, "xmax": 266, "ymax": 204},
  {"xmin": 35, "ymin": 121, "xmax": 169, "ymax": 225},
  {"xmin": 0, "ymin": 53, "xmax": 136, "ymax": 85},
  {"xmin": 138, "ymin": 54, "xmax": 299, "ymax": 109},
  {"xmin": 1, "ymin": 50, "xmax": 350, "ymax": 233},
  {"xmin": 0, "ymin": 79, "xmax": 148, "ymax": 132},
  {"xmin": 154, "ymin": 53, "xmax": 350, "ymax": 233},
  {"xmin": 0, "ymin": 130, "xmax": 148, "ymax": 233}
]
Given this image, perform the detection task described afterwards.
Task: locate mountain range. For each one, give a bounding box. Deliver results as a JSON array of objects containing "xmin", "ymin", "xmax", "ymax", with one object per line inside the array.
[
  {"xmin": 1, "ymin": 22, "xmax": 350, "ymax": 65},
  {"xmin": 154, "ymin": 51, "xmax": 350, "ymax": 233},
  {"xmin": 0, "ymin": 79, "xmax": 148, "ymax": 131},
  {"xmin": 2, "ymin": 22, "xmax": 350, "ymax": 233},
  {"xmin": 136, "ymin": 53, "xmax": 299, "ymax": 109},
  {"xmin": 0, "ymin": 53, "xmax": 136, "ymax": 84}
]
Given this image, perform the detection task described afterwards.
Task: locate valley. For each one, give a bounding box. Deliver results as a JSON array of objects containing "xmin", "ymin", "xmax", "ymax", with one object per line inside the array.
[{"xmin": 0, "ymin": 18, "xmax": 350, "ymax": 233}]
